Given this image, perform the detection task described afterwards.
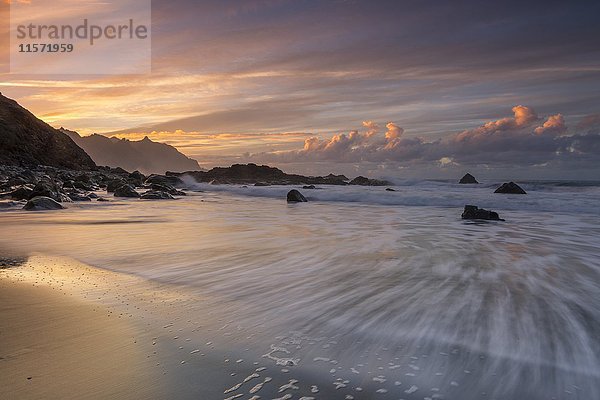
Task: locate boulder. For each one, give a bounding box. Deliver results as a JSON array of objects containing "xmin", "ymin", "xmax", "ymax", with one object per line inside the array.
[
  {"xmin": 144, "ymin": 174, "xmax": 183, "ymax": 187},
  {"xmin": 106, "ymin": 179, "xmax": 126, "ymax": 193},
  {"xmin": 68, "ymin": 193, "xmax": 92, "ymax": 202},
  {"xmin": 461, "ymin": 205, "xmax": 504, "ymax": 221},
  {"xmin": 141, "ymin": 190, "xmax": 175, "ymax": 200},
  {"xmin": 113, "ymin": 184, "xmax": 141, "ymax": 198},
  {"xmin": 303, "ymin": 185, "xmax": 316, "ymax": 189},
  {"xmin": 23, "ymin": 196, "xmax": 65, "ymax": 211},
  {"xmin": 386, "ymin": 188, "xmax": 396, "ymax": 192},
  {"xmin": 3, "ymin": 186, "xmax": 33, "ymax": 200},
  {"xmin": 29, "ymin": 180, "xmax": 63, "ymax": 202},
  {"xmin": 287, "ymin": 189, "xmax": 307, "ymax": 203},
  {"xmin": 128, "ymin": 171, "xmax": 146, "ymax": 186},
  {"xmin": 97, "ymin": 198, "xmax": 110, "ymax": 202},
  {"xmin": 459, "ymin": 173, "xmax": 478, "ymax": 184},
  {"xmin": 494, "ymin": 182, "xmax": 526, "ymax": 194},
  {"xmin": 149, "ymin": 183, "xmax": 186, "ymax": 196}
]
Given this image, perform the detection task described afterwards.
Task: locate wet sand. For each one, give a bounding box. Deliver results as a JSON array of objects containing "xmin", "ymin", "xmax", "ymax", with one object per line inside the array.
[
  {"xmin": 0, "ymin": 265, "xmax": 167, "ymax": 400},
  {"xmin": 0, "ymin": 255, "xmax": 348, "ymax": 400}
]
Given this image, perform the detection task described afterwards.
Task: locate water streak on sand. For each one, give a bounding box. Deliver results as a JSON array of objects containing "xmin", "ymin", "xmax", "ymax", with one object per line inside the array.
[{"xmin": 1, "ymin": 181, "xmax": 600, "ymax": 399}]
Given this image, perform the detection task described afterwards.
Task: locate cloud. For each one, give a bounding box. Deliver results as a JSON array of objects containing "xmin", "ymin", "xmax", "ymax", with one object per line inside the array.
[
  {"xmin": 534, "ymin": 114, "xmax": 566, "ymax": 136},
  {"xmin": 248, "ymin": 105, "xmax": 600, "ymax": 172},
  {"xmin": 455, "ymin": 105, "xmax": 538, "ymax": 141}
]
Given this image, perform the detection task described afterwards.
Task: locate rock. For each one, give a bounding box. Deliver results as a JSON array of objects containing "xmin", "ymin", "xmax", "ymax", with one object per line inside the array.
[
  {"xmin": 461, "ymin": 205, "xmax": 505, "ymax": 221},
  {"xmin": 459, "ymin": 173, "xmax": 478, "ymax": 184},
  {"xmin": 303, "ymin": 185, "xmax": 316, "ymax": 189},
  {"xmin": 149, "ymin": 183, "xmax": 186, "ymax": 196},
  {"xmin": 287, "ymin": 189, "xmax": 307, "ymax": 203},
  {"xmin": 141, "ymin": 190, "xmax": 175, "ymax": 200},
  {"xmin": 128, "ymin": 171, "xmax": 146, "ymax": 186},
  {"xmin": 494, "ymin": 182, "xmax": 527, "ymax": 194},
  {"xmin": 68, "ymin": 193, "xmax": 92, "ymax": 202},
  {"xmin": 3, "ymin": 186, "xmax": 33, "ymax": 200},
  {"xmin": 87, "ymin": 192, "xmax": 99, "ymax": 199},
  {"xmin": 106, "ymin": 179, "xmax": 126, "ymax": 193},
  {"xmin": 144, "ymin": 174, "xmax": 183, "ymax": 187},
  {"xmin": 254, "ymin": 182, "xmax": 271, "ymax": 187},
  {"xmin": 23, "ymin": 196, "xmax": 65, "ymax": 211},
  {"xmin": 29, "ymin": 180, "xmax": 64, "ymax": 202},
  {"xmin": 386, "ymin": 188, "xmax": 396, "ymax": 192},
  {"xmin": 97, "ymin": 198, "xmax": 110, "ymax": 202},
  {"xmin": 113, "ymin": 184, "xmax": 140, "ymax": 198},
  {"xmin": 0, "ymin": 201, "xmax": 20, "ymax": 209},
  {"xmin": 349, "ymin": 176, "xmax": 390, "ymax": 186},
  {"xmin": 0, "ymin": 93, "xmax": 97, "ymax": 169}
]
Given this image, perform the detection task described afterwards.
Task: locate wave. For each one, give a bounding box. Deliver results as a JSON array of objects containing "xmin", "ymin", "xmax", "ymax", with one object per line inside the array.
[{"xmin": 180, "ymin": 176, "xmax": 600, "ymax": 215}]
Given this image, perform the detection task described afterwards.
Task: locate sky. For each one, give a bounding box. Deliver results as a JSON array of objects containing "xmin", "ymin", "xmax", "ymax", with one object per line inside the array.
[{"xmin": 1, "ymin": 0, "xmax": 600, "ymax": 179}]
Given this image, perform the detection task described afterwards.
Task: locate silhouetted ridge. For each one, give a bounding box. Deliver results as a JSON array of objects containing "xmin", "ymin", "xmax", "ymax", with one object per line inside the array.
[{"xmin": 0, "ymin": 93, "xmax": 96, "ymax": 169}]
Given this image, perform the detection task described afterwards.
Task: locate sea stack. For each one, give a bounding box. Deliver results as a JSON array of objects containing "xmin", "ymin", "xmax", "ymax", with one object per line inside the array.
[
  {"xmin": 494, "ymin": 182, "xmax": 527, "ymax": 194},
  {"xmin": 459, "ymin": 173, "xmax": 478, "ymax": 184}
]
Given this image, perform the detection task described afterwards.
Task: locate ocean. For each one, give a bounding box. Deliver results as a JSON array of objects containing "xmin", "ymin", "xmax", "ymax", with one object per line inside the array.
[{"xmin": 2, "ymin": 179, "xmax": 600, "ymax": 399}]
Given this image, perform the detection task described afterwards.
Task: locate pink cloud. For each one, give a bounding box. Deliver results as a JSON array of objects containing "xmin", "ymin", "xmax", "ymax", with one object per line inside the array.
[{"xmin": 534, "ymin": 114, "xmax": 566, "ymax": 136}]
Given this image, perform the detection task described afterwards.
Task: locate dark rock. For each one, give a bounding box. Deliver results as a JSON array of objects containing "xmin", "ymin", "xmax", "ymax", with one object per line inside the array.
[
  {"xmin": 6, "ymin": 176, "xmax": 29, "ymax": 187},
  {"xmin": 177, "ymin": 164, "xmax": 392, "ymax": 186},
  {"xmin": 106, "ymin": 179, "xmax": 126, "ymax": 193},
  {"xmin": 0, "ymin": 93, "xmax": 96, "ymax": 170},
  {"xmin": 461, "ymin": 205, "xmax": 505, "ymax": 221},
  {"xmin": 3, "ymin": 186, "xmax": 33, "ymax": 200},
  {"xmin": 0, "ymin": 201, "xmax": 20, "ymax": 209},
  {"xmin": 23, "ymin": 196, "xmax": 65, "ymax": 211},
  {"xmin": 303, "ymin": 185, "xmax": 316, "ymax": 189},
  {"xmin": 141, "ymin": 190, "xmax": 175, "ymax": 200},
  {"xmin": 113, "ymin": 184, "xmax": 140, "ymax": 198},
  {"xmin": 68, "ymin": 193, "xmax": 92, "ymax": 202},
  {"xmin": 349, "ymin": 176, "xmax": 390, "ymax": 186},
  {"xmin": 494, "ymin": 182, "xmax": 527, "ymax": 194},
  {"xmin": 29, "ymin": 180, "xmax": 64, "ymax": 202},
  {"xmin": 73, "ymin": 180, "xmax": 94, "ymax": 191},
  {"xmin": 287, "ymin": 190, "xmax": 307, "ymax": 203},
  {"xmin": 459, "ymin": 173, "xmax": 478, "ymax": 184},
  {"xmin": 386, "ymin": 188, "xmax": 396, "ymax": 192},
  {"xmin": 144, "ymin": 174, "xmax": 183, "ymax": 187},
  {"xmin": 110, "ymin": 167, "xmax": 129, "ymax": 175},
  {"xmin": 128, "ymin": 171, "xmax": 146, "ymax": 186},
  {"xmin": 254, "ymin": 182, "xmax": 271, "ymax": 187},
  {"xmin": 97, "ymin": 198, "xmax": 110, "ymax": 202}
]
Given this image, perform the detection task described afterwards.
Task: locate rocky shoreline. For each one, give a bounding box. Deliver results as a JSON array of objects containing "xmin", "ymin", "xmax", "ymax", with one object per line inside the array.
[{"xmin": 0, "ymin": 163, "xmax": 392, "ymax": 210}]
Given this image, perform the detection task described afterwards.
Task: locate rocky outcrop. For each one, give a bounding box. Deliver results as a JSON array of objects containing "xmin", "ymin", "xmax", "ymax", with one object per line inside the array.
[
  {"xmin": 287, "ymin": 190, "xmax": 307, "ymax": 203},
  {"xmin": 461, "ymin": 205, "xmax": 505, "ymax": 221},
  {"xmin": 23, "ymin": 196, "xmax": 65, "ymax": 211},
  {"xmin": 0, "ymin": 93, "xmax": 96, "ymax": 170},
  {"xmin": 459, "ymin": 173, "xmax": 478, "ymax": 184},
  {"xmin": 348, "ymin": 176, "xmax": 390, "ymax": 186},
  {"xmin": 179, "ymin": 164, "xmax": 389, "ymax": 186},
  {"xmin": 494, "ymin": 182, "xmax": 527, "ymax": 194}
]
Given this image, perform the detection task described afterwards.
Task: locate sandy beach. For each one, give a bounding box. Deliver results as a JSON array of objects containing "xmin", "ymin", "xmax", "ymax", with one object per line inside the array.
[
  {"xmin": 0, "ymin": 259, "xmax": 168, "ymax": 400},
  {"xmin": 0, "ymin": 255, "xmax": 351, "ymax": 400}
]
